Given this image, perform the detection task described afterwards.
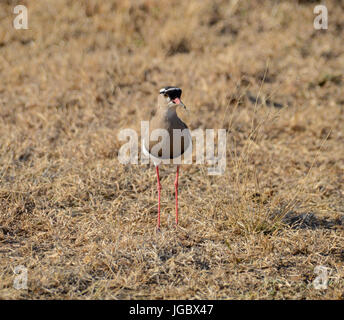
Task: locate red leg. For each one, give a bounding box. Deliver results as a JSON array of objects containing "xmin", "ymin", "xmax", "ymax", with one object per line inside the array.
[
  {"xmin": 156, "ymin": 166, "xmax": 161, "ymax": 229},
  {"xmin": 174, "ymin": 165, "xmax": 179, "ymax": 225}
]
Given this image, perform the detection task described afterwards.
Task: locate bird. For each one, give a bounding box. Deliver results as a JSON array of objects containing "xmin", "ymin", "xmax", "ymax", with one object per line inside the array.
[{"xmin": 143, "ymin": 86, "xmax": 192, "ymax": 230}]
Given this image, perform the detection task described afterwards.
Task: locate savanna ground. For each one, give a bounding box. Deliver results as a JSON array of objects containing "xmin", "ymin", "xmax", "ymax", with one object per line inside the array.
[{"xmin": 0, "ymin": 0, "xmax": 343, "ymax": 300}]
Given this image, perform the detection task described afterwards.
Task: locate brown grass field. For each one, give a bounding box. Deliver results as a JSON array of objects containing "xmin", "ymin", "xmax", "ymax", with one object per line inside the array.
[{"xmin": 0, "ymin": 0, "xmax": 343, "ymax": 299}]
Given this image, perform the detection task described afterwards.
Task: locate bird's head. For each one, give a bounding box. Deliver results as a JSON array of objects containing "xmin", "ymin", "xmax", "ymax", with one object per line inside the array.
[{"xmin": 158, "ymin": 86, "xmax": 186, "ymax": 110}]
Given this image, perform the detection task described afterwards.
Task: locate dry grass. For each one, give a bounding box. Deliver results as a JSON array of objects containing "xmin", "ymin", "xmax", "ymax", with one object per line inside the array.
[{"xmin": 0, "ymin": 0, "xmax": 344, "ymax": 299}]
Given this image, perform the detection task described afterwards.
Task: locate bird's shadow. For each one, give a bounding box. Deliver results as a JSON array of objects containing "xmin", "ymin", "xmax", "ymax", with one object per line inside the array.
[{"xmin": 278, "ymin": 211, "xmax": 344, "ymax": 230}]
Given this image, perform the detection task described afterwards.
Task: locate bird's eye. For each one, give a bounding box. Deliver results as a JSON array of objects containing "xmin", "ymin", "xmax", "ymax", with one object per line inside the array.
[{"xmin": 164, "ymin": 94, "xmax": 168, "ymax": 98}]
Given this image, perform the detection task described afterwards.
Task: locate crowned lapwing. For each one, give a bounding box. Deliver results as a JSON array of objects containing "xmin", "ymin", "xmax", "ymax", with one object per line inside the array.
[{"xmin": 143, "ymin": 86, "xmax": 192, "ymax": 229}]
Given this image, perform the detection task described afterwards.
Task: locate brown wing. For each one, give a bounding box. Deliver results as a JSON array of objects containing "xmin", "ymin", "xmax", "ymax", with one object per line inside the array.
[
  {"xmin": 146, "ymin": 111, "xmax": 189, "ymax": 159},
  {"xmin": 168, "ymin": 116, "xmax": 188, "ymax": 159}
]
